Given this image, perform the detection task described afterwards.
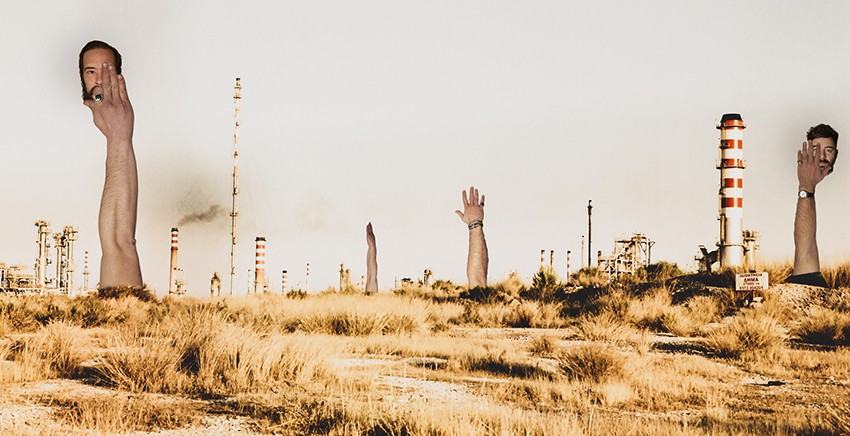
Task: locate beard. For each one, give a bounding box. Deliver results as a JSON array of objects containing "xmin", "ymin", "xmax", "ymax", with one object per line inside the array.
[
  {"xmin": 820, "ymin": 159, "xmax": 835, "ymax": 174},
  {"xmin": 82, "ymin": 85, "xmax": 103, "ymax": 102}
]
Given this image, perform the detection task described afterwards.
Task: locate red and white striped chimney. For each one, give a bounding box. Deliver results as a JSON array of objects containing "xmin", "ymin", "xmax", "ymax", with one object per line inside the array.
[
  {"xmin": 169, "ymin": 228, "xmax": 178, "ymax": 294},
  {"xmin": 281, "ymin": 270, "xmax": 288, "ymax": 294},
  {"xmin": 717, "ymin": 114, "xmax": 746, "ymax": 268},
  {"xmin": 253, "ymin": 237, "xmax": 266, "ymax": 293}
]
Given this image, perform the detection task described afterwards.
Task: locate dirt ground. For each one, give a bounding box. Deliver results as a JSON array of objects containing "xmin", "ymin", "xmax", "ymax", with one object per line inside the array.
[{"xmin": 3, "ymin": 325, "xmax": 847, "ymax": 435}]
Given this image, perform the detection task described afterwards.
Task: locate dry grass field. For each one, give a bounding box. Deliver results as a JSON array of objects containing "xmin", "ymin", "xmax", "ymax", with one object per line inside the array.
[{"xmin": 2, "ymin": 263, "xmax": 850, "ymax": 435}]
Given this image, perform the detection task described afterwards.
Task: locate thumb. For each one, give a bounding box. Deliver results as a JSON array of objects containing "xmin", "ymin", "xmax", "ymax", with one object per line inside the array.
[
  {"xmin": 455, "ymin": 210, "xmax": 464, "ymax": 220},
  {"xmin": 83, "ymin": 99, "xmax": 94, "ymax": 110}
]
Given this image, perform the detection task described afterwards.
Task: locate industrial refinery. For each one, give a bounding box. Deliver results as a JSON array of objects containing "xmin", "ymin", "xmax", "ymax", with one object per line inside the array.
[{"xmin": 1, "ymin": 221, "xmax": 83, "ymax": 295}]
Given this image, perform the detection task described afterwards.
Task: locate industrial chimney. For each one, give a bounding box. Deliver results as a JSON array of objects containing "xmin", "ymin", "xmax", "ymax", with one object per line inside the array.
[
  {"xmin": 717, "ymin": 113, "xmax": 746, "ymax": 268},
  {"xmin": 254, "ymin": 237, "xmax": 266, "ymax": 294},
  {"xmin": 169, "ymin": 228, "xmax": 179, "ymax": 294}
]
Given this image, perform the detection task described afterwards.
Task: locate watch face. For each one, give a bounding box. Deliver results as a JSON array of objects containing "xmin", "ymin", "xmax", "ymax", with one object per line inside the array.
[{"xmin": 799, "ymin": 190, "xmax": 813, "ymax": 198}]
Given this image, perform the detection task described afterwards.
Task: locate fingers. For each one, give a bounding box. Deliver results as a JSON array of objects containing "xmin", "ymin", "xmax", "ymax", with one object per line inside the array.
[
  {"xmin": 809, "ymin": 140, "xmax": 819, "ymax": 161},
  {"xmin": 366, "ymin": 222, "xmax": 373, "ymax": 235},
  {"xmin": 100, "ymin": 63, "xmax": 113, "ymax": 101},
  {"xmin": 470, "ymin": 186, "xmax": 478, "ymax": 205},
  {"xmin": 800, "ymin": 141, "xmax": 814, "ymax": 163},
  {"xmin": 480, "ymin": 194, "xmax": 485, "ymax": 207},
  {"xmin": 117, "ymin": 73, "xmax": 129, "ymax": 103},
  {"xmin": 108, "ymin": 63, "xmax": 120, "ymax": 101},
  {"xmin": 461, "ymin": 190, "xmax": 469, "ymax": 207}
]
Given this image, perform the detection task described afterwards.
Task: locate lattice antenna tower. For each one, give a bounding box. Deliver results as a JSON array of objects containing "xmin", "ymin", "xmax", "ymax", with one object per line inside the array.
[{"xmin": 229, "ymin": 78, "xmax": 242, "ymax": 295}]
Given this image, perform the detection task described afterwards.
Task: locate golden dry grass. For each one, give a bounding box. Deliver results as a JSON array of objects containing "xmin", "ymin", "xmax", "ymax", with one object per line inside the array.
[
  {"xmin": 792, "ymin": 307, "xmax": 850, "ymax": 346},
  {"xmin": 704, "ymin": 307, "xmax": 785, "ymax": 361},
  {"xmin": 1, "ymin": 268, "xmax": 849, "ymax": 434}
]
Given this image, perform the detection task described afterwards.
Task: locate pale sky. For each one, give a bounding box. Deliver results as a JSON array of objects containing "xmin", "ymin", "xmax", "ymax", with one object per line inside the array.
[{"xmin": 2, "ymin": 1, "xmax": 850, "ymax": 296}]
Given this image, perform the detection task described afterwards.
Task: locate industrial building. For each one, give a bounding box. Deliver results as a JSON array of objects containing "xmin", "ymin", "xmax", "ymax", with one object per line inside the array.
[{"xmin": 1, "ymin": 220, "xmax": 82, "ymax": 295}]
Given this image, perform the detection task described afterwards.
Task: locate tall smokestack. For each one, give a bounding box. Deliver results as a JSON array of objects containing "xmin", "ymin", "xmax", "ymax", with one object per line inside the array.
[
  {"xmin": 254, "ymin": 237, "xmax": 266, "ymax": 294},
  {"xmin": 229, "ymin": 78, "xmax": 242, "ymax": 296},
  {"xmin": 540, "ymin": 249, "xmax": 545, "ymax": 269},
  {"xmin": 169, "ymin": 228, "xmax": 178, "ymax": 295},
  {"xmin": 717, "ymin": 113, "xmax": 746, "ymax": 268},
  {"xmin": 587, "ymin": 200, "xmax": 593, "ymax": 268},
  {"xmin": 281, "ymin": 270, "xmax": 288, "ymax": 294},
  {"xmin": 566, "ymin": 250, "xmax": 571, "ymax": 277},
  {"xmin": 549, "ymin": 250, "xmax": 555, "ymax": 271}
]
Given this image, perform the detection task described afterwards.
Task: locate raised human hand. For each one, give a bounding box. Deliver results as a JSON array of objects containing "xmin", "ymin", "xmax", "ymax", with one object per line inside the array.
[
  {"xmin": 455, "ymin": 186, "xmax": 485, "ymax": 226},
  {"xmin": 84, "ymin": 63, "xmax": 134, "ymax": 144},
  {"xmin": 797, "ymin": 141, "xmax": 829, "ymax": 192},
  {"xmin": 366, "ymin": 222, "xmax": 376, "ymax": 247}
]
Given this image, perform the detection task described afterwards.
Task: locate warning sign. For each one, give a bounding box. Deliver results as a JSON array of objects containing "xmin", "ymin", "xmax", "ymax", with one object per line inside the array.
[{"xmin": 735, "ymin": 272, "xmax": 769, "ymax": 291}]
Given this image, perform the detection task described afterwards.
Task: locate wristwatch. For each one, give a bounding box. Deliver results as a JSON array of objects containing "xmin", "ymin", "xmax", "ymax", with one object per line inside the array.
[{"xmin": 798, "ymin": 190, "xmax": 814, "ymax": 199}]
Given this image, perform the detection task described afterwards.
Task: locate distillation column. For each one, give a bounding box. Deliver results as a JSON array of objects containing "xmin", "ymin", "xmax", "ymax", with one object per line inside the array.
[
  {"xmin": 34, "ymin": 221, "xmax": 50, "ymax": 291},
  {"xmin": 62, "ymin": 226, "xmax": 77, "ymax": 295}
]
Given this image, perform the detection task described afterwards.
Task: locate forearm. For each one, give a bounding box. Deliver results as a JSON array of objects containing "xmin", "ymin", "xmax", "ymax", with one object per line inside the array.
[
  {"xmin": 366, "ymin": 244, "xmax": 378, "ymax": 293},
  {"xmin": 467, "ymin": 228, "xmax": 488, "ymax": 288},
  {"xmin": 98, "ymin": 139, "xmax": 143, "ymax": 287},
  {"xmin": 793, "ymin": 197, "xmax": 819, "ymax": 275}
]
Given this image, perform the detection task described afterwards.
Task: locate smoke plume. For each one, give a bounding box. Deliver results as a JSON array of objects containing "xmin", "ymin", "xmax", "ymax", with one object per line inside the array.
[{"xmin": 177, "ymin": 205, "xmax": 227, "ymax": 226}]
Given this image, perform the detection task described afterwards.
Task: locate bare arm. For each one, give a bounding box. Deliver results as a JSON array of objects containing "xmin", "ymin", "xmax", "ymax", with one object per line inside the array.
[
  {"xmin": 793, "ymin": 141, "xmax": 829, "ymax": 276},
  {"xmin": 455, "ymin": 186, "xmax": 488, "ymax": 288},
  {"xmin": 366, "ymin": 222, "xmax": 378, "ymax": 294},
  {"xmin": 85, "ymin": 63, "xmax": 143, "ymax": 288}
]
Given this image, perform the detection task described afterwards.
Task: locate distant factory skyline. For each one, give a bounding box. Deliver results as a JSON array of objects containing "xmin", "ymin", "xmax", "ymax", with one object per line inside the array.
[{"xmin": 2, "ymin": 1, "xmax": 850, "ymax": 296}]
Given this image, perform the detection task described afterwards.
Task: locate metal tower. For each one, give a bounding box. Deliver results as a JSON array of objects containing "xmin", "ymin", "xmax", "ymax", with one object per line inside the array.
[{"xmin": 229, "ymin": 78, "xmax": 242, "ymax": 295}]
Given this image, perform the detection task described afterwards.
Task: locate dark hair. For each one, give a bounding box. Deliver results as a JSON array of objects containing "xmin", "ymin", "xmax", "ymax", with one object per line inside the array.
[
  {"xmin": 807, "ymin": 123, "xmax": 839, "ymax": 172},
  {"xmin": 78, "ymin": 40, "xmax": 122, "ymax": 99},
  {"xmin": 806, "ymin": 124, "xmax": 838, "ymax": 147}
]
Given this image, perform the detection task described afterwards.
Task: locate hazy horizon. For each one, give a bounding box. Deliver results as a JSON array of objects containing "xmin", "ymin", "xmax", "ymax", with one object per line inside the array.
[{"xmin": 3, "ymin": 1, "xmax": 850, "ymax": 296}]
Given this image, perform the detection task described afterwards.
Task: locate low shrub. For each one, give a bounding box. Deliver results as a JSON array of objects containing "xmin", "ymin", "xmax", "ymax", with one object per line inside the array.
[{"xmin": 557, "ymin": 344, "xmax": 624, "ymax": 384}]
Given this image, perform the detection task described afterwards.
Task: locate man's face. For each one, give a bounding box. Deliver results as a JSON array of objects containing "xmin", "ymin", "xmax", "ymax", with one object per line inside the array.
[
  {"xmin": 81, "ymin": 48, "xmax": 116, "ymax": 101},
  {"xmin": 811, "ymin": 136, "xmax": 838, "ymax": 174}
]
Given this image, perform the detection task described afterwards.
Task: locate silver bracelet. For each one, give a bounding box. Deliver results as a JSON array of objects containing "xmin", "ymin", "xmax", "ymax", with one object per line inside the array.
[{"xmin": 468, "ymin": 220, "xmax": 483, "ymax": 230}]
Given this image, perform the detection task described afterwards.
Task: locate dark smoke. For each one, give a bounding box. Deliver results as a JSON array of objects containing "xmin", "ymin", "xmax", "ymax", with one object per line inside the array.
[{"xmin": 177, "ymin": 205, "xmax": 227, "ymax": 226}]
